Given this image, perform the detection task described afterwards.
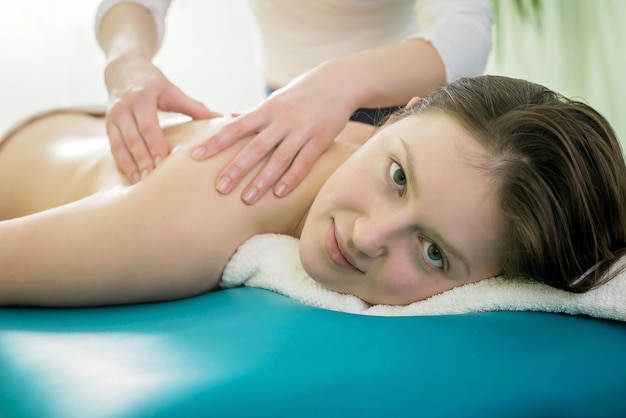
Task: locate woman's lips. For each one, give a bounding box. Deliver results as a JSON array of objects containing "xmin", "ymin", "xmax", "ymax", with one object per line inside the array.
[{"xmin": 325, "ymin": 220, "xmax": 361, "ymax": 272}]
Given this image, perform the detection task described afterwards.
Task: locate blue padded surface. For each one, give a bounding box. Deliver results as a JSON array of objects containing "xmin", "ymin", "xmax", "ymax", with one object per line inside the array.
[{"xmin": 1, "ymin": 287, "xmax": 625, "ymax": 418}]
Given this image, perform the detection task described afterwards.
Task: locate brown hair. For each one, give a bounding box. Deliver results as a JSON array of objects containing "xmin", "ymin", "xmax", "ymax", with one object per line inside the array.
[{"xmin": 394, "ymin": 75, "xmax": 626, "ymax": 292}]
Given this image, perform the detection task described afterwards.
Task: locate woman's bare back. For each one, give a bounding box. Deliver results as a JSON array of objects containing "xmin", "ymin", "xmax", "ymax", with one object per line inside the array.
[
  {"xmin": 0, "ymin": 110, "xmax": 369, "ymax": 306},
  {"xmin": 0, "ymin": 111, "xmax": 372, "ymax": 219},
  {"xmin": 0, "ymin": 112, "xmax": 216, "ymax": 219}
]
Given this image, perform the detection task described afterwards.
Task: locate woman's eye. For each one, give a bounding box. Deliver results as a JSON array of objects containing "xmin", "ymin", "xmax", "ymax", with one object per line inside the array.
[
  {"xmin": 389, "ymin": 161, "xmax": 406, "ymax": 193},
  {"xmin": 422, "ymin": 239, "xmax": 444, "ymax": 269}
]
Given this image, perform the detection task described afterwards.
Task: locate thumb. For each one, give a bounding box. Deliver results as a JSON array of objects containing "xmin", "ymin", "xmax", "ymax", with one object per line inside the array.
[{"xmin": 161, "ymin": 87, "xmax": 222, "ymax": 120}]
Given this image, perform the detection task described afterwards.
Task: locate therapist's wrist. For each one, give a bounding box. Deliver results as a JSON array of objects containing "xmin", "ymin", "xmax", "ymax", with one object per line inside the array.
[
  {"xmin": 312, "ymin": 58, "xmax": 375, "ymax": 115},
  {"xmin": 104, "ymin": 52, "xmax": 153, "ymax": 93}
]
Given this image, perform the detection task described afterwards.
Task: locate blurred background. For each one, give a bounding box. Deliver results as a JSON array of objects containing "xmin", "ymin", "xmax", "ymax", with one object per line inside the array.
[{"xmin": 1, "ymin": 0, "xmax": 624, "ymax": 148}]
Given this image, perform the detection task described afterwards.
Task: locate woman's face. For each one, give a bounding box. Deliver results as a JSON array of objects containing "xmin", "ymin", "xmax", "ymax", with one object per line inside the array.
[{"xmin": 299, "ymin": 113, "xmax": 504, "ymax": 305}]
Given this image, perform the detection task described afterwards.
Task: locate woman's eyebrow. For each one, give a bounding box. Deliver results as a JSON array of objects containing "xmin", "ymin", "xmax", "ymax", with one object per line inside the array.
[{"xmin": 398, "ymin": 137, "xmax": 471, "ymax": 277}]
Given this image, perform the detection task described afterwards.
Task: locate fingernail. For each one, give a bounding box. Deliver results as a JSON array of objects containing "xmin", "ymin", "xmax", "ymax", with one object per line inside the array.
[
  {"xmin": 155, "ymin": 155, "xmax": 163, "ymax": 166},
  {"xmin": 216, "ymin": 176, "xmax": 231, "ymax": 193},
  {"xmin": 274, "ymin": 183, "xmax": 287, "ymax": 197},
  {"xmin": 192, "ymin": 146, "xmax": 207, "ymax": 160},
  {"xmin": 243, "ymin": 187, "xmax": 258, "ymax": 204},
  {"xmin": 141, "ymin": 168, "xmax": 149, "ymax": 179},
  {"xmin": 131, "ymin": 171, "xmax": 140, "ymax": 184}
]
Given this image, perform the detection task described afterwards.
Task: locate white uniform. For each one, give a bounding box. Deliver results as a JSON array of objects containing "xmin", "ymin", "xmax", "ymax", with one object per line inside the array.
[{"xmin": 96, "ymin": 0, "xmax": 492, "ymax": 85}]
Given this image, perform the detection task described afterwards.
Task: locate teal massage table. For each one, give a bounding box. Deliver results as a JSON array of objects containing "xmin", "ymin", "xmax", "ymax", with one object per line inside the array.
[{"xmin": 1, "ymin": 287, "xmax": 625, "ymax": 418}]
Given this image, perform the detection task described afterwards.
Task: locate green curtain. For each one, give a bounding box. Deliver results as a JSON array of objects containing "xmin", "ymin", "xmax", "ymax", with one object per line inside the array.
[{"xmin": 487, "ymin": 0, "xmax": 626, "ymax": 150}]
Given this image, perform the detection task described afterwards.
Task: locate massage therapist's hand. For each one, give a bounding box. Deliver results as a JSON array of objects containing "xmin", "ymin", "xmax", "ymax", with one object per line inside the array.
[
  {"xmin": 105, "ymin": 54, "xmax": 221, "ymax": 183},
  {"xmin": 191, "ymin": 71, "xmax": 356, "ymax": 205}
]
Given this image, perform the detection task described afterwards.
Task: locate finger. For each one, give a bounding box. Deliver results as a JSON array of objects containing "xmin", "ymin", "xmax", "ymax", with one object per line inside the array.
[
  {"xmin": 239, "ymin": 129, "xmax": 313, "ymax": 204},
  {"xmin": 192, "ymin": 111, "xmax": 270, "ymax": 160},
  {"xmin": 133, "ymin": 101, "xmax": 169, "ymax": 167},
  {"xmin": 272, "ymin": 138, "xmax": 327, "ymax": 198},
  {"xmin": 162, "ymin": 86, "xmax": 222, "ymax": 120},
  {"xmin": 107, "ymin": 122, "xmax": 141, "ymax": 183},
  {"xmin": 115, "ymin": 112, "xmax": 155, "ymax": 179},
  {"xmin": 214, "ymin": 123, "xmax": 290, "ymax": 195}
]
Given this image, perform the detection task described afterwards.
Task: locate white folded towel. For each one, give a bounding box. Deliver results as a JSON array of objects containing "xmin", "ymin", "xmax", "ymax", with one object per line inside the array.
[{"xmin": 221, "ymin": 234, "xmax": 626, "ymax": 321}]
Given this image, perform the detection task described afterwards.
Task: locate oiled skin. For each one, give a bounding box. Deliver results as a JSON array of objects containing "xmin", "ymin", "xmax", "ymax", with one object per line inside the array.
[{"xmin": 0, "ymin": 112, "xmax": 373, "ymax": 306}]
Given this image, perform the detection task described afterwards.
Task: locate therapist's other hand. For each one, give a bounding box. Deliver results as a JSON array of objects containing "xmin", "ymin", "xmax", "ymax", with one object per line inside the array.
[
  {"xmin": 191, "ymin": 75, "xmax": 354, "ymax": 205},
  {"xmin": 105, "ymin": 55, "xmax": 220, "ymax": 183}
]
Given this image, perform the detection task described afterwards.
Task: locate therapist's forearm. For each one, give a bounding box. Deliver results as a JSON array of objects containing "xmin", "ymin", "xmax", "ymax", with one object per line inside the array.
[
  {"xmin": 316, "ymin": 38, "xmax": 446, "ymax": 110},
  {"xmin": 97, "ymin": 2, "xmax": 160, "ymax": 64}
]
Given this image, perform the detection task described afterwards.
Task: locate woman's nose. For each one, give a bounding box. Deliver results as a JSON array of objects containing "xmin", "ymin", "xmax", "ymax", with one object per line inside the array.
[{"xmin": 352, "ymin": 215, "xmax": 404, "ymax": 258}]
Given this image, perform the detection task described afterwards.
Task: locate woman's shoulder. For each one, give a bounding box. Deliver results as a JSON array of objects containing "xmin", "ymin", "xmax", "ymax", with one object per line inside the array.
[{"xmin": 155, "ymin": 116, "xmax": 362, "ymax": 238}]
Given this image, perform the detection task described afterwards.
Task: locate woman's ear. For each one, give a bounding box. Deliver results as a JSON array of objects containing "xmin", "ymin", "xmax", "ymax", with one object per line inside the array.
[
  {"xmin": 380, "ymin": 96, "xmax": 423, "ymax": 128},
  {"xmin": 405, "ymin": 96, "xmax": 422, "ymax": 109}
]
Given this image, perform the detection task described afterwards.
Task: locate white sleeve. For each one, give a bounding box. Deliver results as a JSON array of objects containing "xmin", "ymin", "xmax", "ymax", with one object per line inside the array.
[
  {"xmin": 95, "ymin": 0, "xmax": 172, "ymax": 49},
  {"xmin": 413, "ymin": 0, "xmax": 493, "ymax": 82}
]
